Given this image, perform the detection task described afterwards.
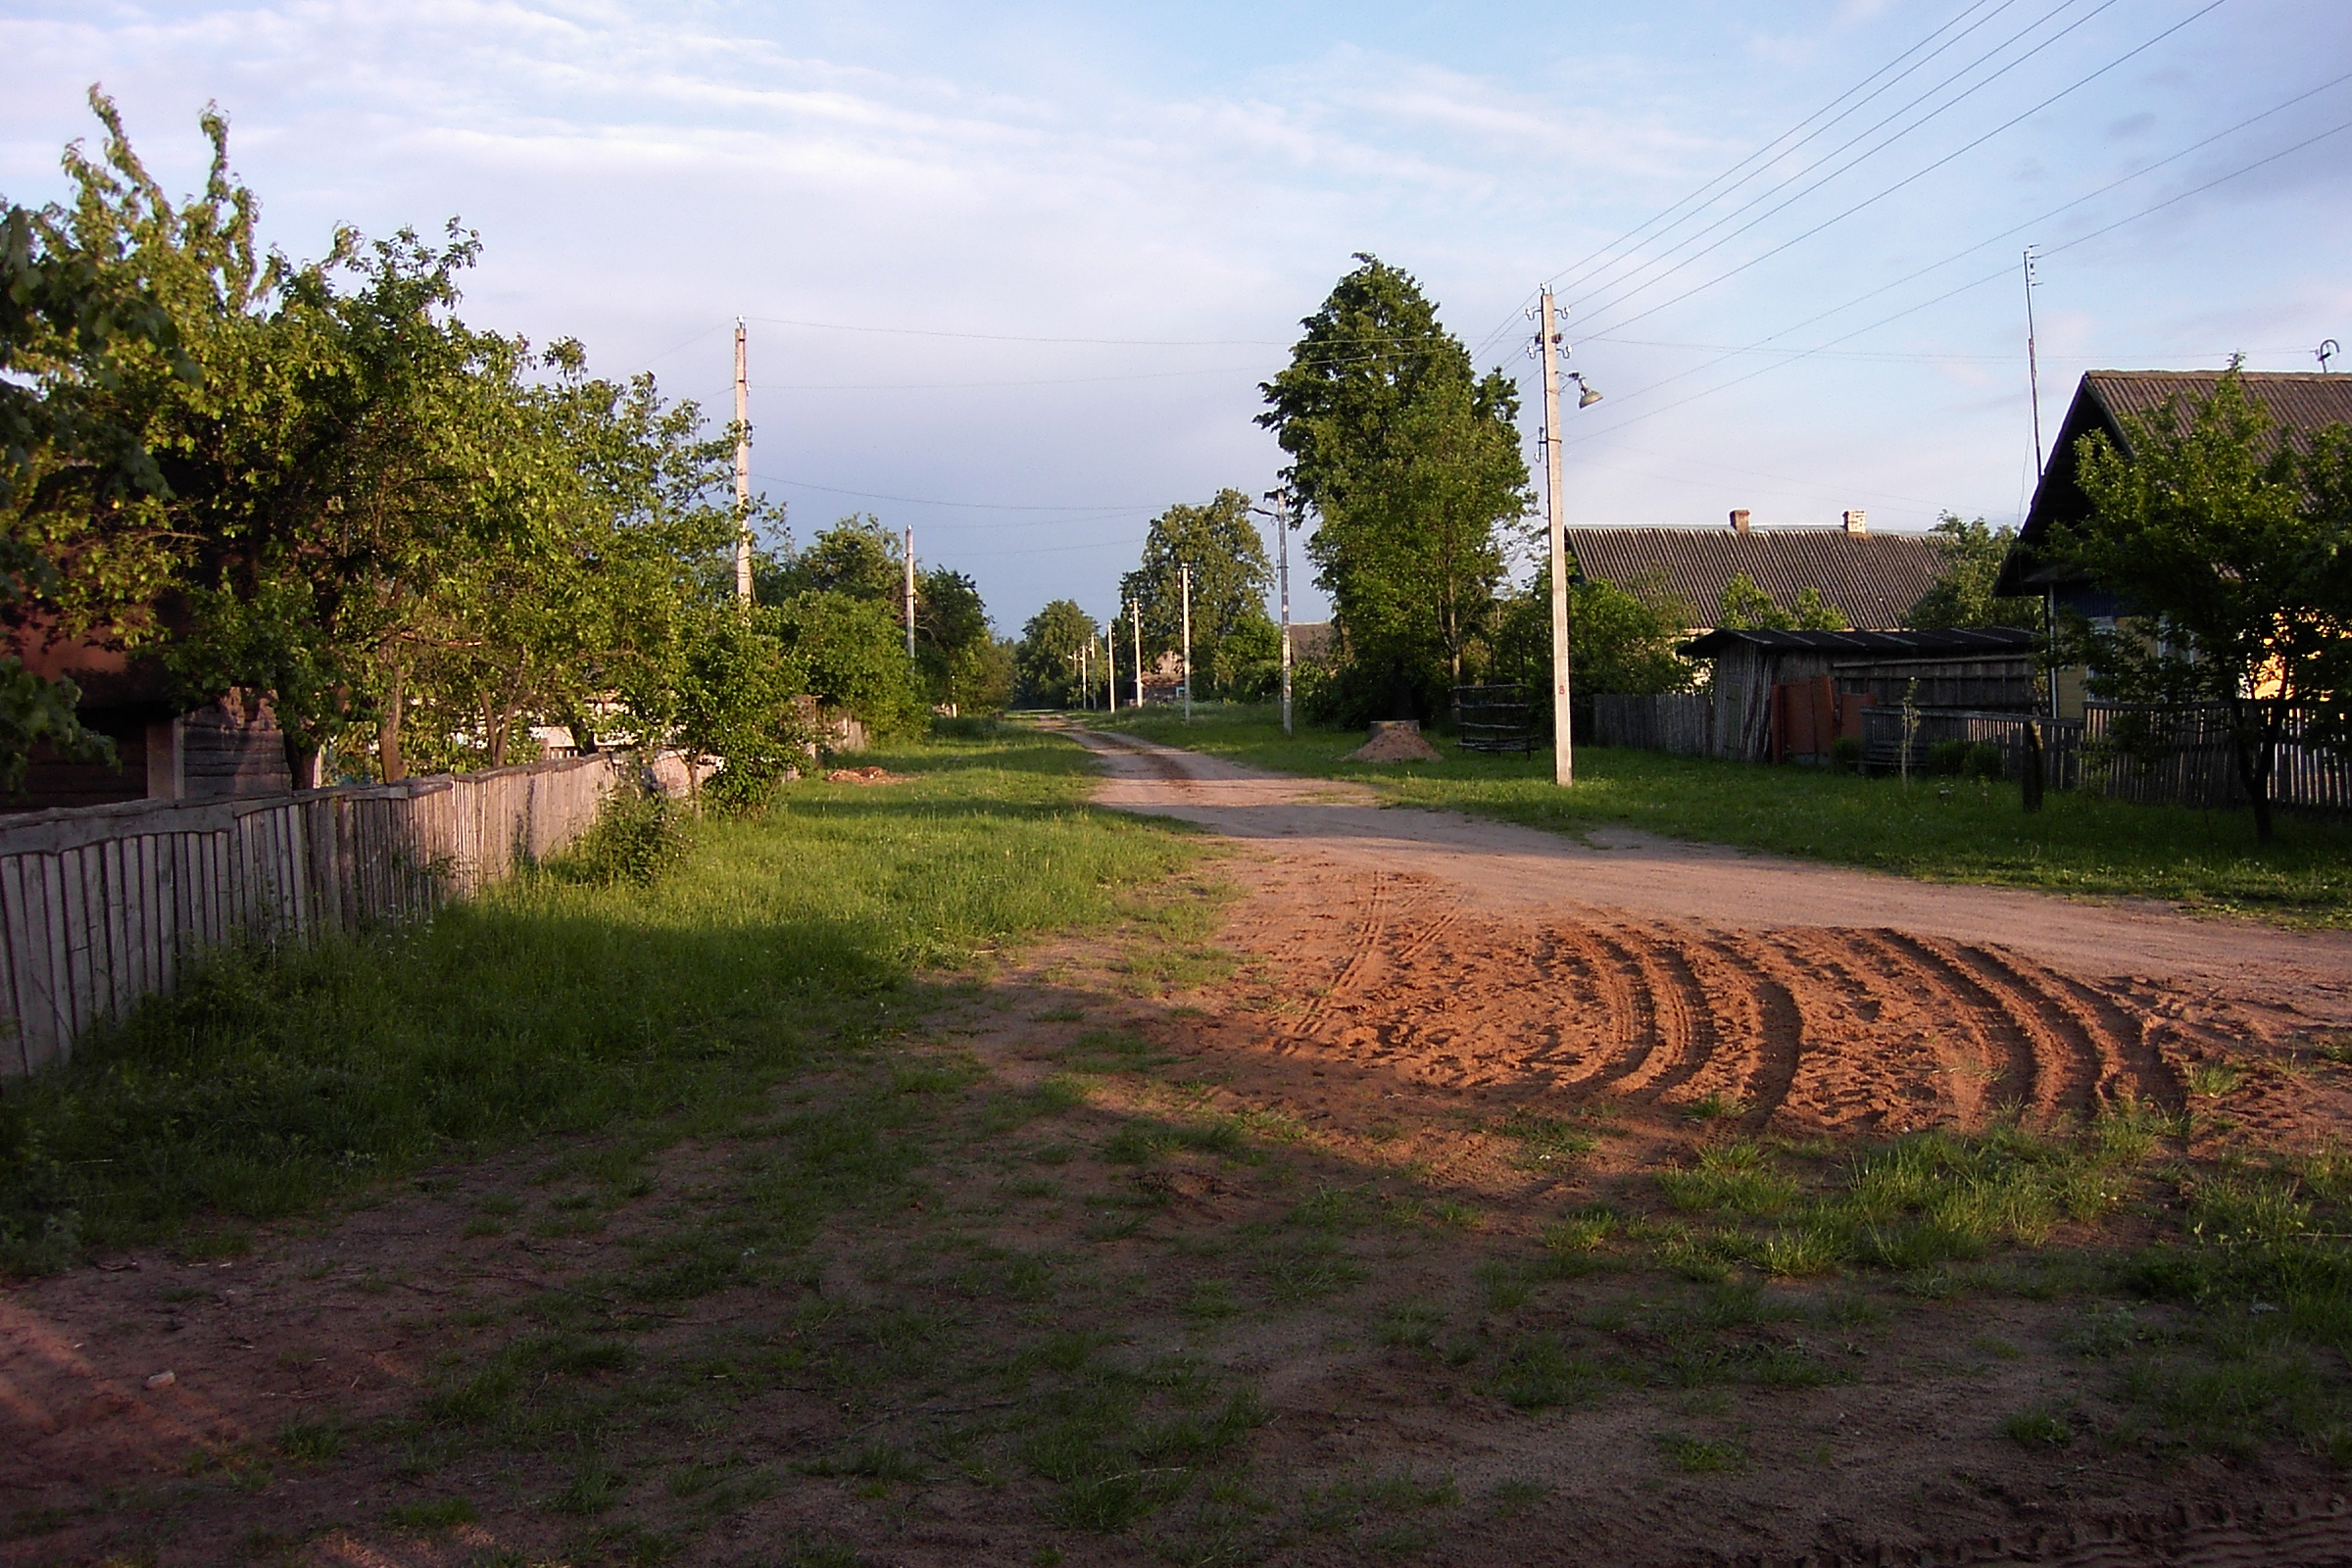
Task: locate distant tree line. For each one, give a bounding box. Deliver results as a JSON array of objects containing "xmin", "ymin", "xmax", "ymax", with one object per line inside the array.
[{"xmin": 0, "ymin": 94, "xmax": 1009, "ymax": 803}]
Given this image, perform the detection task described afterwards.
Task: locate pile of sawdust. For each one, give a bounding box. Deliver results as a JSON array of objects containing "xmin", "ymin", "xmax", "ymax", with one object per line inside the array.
[
  {"xmin": 1345, "ymin": 722, "xmax": 1443, "ymax": 763},
  {"xmin": 824, "ymin": 766, "xmax": 910, "ymax": 785}
]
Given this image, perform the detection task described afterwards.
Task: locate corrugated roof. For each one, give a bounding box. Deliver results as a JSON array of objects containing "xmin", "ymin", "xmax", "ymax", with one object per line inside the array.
[
  {"xmin": 1679, "ymin": 626, "xmax": 2040, "ymax": 658},
  {"xmin": 2083, "ymin": 369, "xmax": 2352, "ymax": 451},
  {"xmin": 1998, "ymin": 369, "xmax": 2352, "ymax": 595},
  {"xmin": 1565, "ymin": 527, "xmax": 1943, "ymax": 631}
]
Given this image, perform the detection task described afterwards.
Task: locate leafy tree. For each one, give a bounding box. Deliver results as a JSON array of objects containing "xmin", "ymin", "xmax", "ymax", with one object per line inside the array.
[
  {"xmin": 1715, "ymin": 572, "xmax": 1848, "ymax": 631},
  {"xmin": 667, "ymin": 603, "xmax": 810, "ymax": 810},
  {"xmin": 777, "ymin": 514, "xmax": 904, "ymax": 602},
  {"xmin": 0, "ymin": 185, "xmax": 188, "ymax": 790},
  {"xmin": 1259, "ymin": 256, "xmax": 1528, "ymax": 722},
  {"xmin": 1118, "ymin": 489, "xmax": 1273, "ymax": 700},
  {"xmin": 2056, "ymin": 370, "xmax": 2352, "ymax": 842},
  {"xmin": 771, "ymin": 589, "xmax": 924, "ymax": 738},
  {"xmin": 915, "ymin": 565, "xmax": 1004, "ymax": 711},
  {"xmin": 1014, "ymin": 599, "xmax": 1098, "ymax": 709},
  {"xmin": 1494, "ymin": 564, "xmax": 1695, "ymax": 715},
  {"xmin": 1904, "ymin": 513, "xmax": 2044, "ymax": 630}
]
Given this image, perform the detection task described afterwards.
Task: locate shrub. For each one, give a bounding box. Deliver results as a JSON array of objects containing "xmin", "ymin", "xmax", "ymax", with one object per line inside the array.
[
  {"xmin": 1926, "ymin": 739, "xmax": 1972, "ymax": 775},
  {"xmin": 1967, "ymin": 742, "xmax": 2005, "ymax": 780},
  {"xmin": 554, "ymin": 785, "xmax": 692, "ymax": 886},
  {"xmin": 1828, "ymin": 735, "xmax": 1864, "ymax": 773}
]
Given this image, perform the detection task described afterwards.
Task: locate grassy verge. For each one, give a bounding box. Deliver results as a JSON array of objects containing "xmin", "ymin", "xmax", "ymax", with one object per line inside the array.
[
  {"xmin": 1097, "ymin": 704, "xmax": 2352, "ymax": 926},
  {"xmin": 0, "ymin": 725, "xmax": 1200, "ymax": 1273}
]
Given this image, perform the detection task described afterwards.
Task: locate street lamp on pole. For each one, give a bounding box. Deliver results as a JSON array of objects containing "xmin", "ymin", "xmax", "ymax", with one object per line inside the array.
[{"xmin": 1534, "ymin": 284, "xmax": 1600, "ymax": 788}]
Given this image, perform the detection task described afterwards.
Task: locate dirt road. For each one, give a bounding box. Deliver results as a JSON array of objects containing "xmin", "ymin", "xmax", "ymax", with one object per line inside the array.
[
  {"xmin": 1071, "ymin": 727, "xmax": 2352, "ymax": 1147},
  {"xmin": 1072, "ymin": 728, "xmax": 2352, "ymax": 1021}
]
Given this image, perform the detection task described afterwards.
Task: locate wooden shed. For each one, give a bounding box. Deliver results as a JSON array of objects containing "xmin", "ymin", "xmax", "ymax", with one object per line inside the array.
[{"xmin": 1680, "ymin": 627, "xmax": 2040, "ymax": 763}]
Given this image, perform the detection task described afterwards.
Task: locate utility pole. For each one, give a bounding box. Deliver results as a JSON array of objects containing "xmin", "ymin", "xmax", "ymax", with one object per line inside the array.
[
  {"xmin": 1279, "ymin": 493, "xmax": 1294, "ymax": 735},
  {"xmin": 1131, "ymin": 599, "xmax": 1143, "ymax": 710},
  {"xmin": 2024, "ymin": 248, "xmax": 2045, "ymax": 478},
  {"xmin": 903, "ymin": 526, "xmax": 915, "ymax": 662},
  {"xmin": 1179, "ymin": 564, "xmax": 1193, "ymax": 722},
  {"xmin": 1105, "ymin": 615, "xmax": 1117, "ymax": 714},
  {"xmin": 733, "ymin": 319, "xmax": 753, "ymax": 603},
  {"xmin": 1538, "ymin": 285, "xmax": 1572, "ymax": 787},
  {"xmin": 1080, "ymin": 638, "xmax": 1091, "ymax": 710}
]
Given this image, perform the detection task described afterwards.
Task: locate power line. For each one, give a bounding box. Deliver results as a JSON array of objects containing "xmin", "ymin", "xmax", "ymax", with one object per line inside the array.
[
  {"xmin": 1469, "ymin": 0, "xmax": 2030, "ymax": 361},
  {"xmin": 1562, "ymin": 0, "xmax": 2111, "ymax": 323},
  {"xmin": 1575, "ymin": 0, "xmax": 2225, "ymax": 339},
  {"xmin": 740, "ymin": 314, "xmax": 1274, "ymax": 347},
  {"xmin": 1550, "ymin": 68, "xmax": 2352, "ymax": 423},
  {"xmin": 1566, "ymin": 107, "xmax": 2352, "ymax": 447},
  {"xmin": 1543, "ymin": 0, "xmax": 2027, "ymax": 302}
]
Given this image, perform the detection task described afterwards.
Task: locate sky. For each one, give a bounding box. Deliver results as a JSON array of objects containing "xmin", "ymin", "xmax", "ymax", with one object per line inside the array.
[{"xmin": 6, "ymin": 0, "xmax": 2350, "ymax": 633}]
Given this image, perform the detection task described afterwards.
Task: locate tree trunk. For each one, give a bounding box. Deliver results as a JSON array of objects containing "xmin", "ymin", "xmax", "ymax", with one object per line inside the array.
[
  {"xmin": 2021, "ymin": 719, "xmax": 2044, "ymax": 813},
  {"xmin": 378, "ymin": 664, "xmax": 407, "ymax": 783},
  {"xmin": 2229, "ymin": 697, "xmax": 2276, "ymax": 844}
]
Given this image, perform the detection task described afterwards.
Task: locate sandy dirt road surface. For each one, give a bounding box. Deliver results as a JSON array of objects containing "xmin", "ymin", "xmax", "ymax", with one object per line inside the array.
[{"xmin": 1070, "ymin": 727, "xmax": 2352, "ymax": 1023}]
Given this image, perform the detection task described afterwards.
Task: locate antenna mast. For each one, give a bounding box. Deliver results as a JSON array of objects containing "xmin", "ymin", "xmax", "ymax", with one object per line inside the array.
[{"xmin": 2024, "ymin": 249, "xmax": 2045, "ymax": 478}]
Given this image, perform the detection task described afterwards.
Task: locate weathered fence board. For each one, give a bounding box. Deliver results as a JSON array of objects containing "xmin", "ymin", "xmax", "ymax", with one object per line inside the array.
[
  {"xmin": 2083, "ymin": 703, "xmax": 2352, "ymax": 813},
  {"xmin": 1591, "ymin": 693, "xmax": 1714, "ymax": 757},
  {"xmin": 0, "ymin": 752, "xmax": 623, "ymax": 1079}
]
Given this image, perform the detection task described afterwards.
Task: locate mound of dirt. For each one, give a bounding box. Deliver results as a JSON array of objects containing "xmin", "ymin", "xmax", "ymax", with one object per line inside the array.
[
  {"xmin": 824, "ymin": 766, "xmax": 909, "ymax": 785},
  {"xmin": 1346, "ymin": 720, "xmax": 1443, "ymax": 763}
]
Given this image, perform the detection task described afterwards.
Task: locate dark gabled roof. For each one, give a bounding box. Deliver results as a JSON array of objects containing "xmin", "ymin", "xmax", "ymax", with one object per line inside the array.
[
  {"xmin": 1566, "ymin": 526, "xmax": 1943, "ymax": 632},
  {"xmin": 1678, "ymin": 626, "xmax": 2041, "ymax": 659},
  {"xmin": 1996, "ymin": 370, "xmax": 2352, "ymax": 595}
]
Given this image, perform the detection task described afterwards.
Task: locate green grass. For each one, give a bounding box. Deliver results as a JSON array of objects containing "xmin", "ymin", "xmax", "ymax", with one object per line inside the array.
[
  {"xmin": 0, "ymin": 727, "xmax": 1200, "ymax": 1273},
  {"xmin": 1097, "ymin": 705, "xmax": 2352, "ymax": 926}
]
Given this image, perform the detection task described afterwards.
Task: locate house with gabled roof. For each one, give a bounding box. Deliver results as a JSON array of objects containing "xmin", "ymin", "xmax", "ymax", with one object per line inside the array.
[{"xmin": 1993, "ymin": 368, "xmax": 2352, "ymax": 717}]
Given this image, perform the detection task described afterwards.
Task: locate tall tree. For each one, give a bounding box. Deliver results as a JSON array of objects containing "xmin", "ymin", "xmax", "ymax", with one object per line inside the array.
[
  {"xmin": 1117, "ymin": 489, "xmax": 1272, "ymax": 699},
  {"xmin": 1258, "ymin": 255, "xmax": 1528, "ymax": 722},
  {"xmin": 915, "ymin": 565, "xmax": 1004, "ymax": 712},
  {"xmin": 0, "ymin": 187, "xmax": 186, "ymax": 790},
  {"xmin": 1014, "ymin": 599, "xmax": 1098, "ymax": 709},
  {"xmin": 2056, "ymin": 369, "xmax": 2352, "ymax": 842},
  {"xmin": 1904, "ymin": 513, "xmax": 2044, "ymax": 630}
]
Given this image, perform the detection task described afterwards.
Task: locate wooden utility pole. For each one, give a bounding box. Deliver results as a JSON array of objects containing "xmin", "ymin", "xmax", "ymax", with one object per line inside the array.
[
  {"xmin": 733, "ymin": 319, "xmax": 753, "ymax": 603},
  {"xmin": 1180, "ymin": 564, "xmax": 1193, "ymax": 722},
  {"xmin": 903, "ymin": 526, "xmax": 915, "ymax": 661},
  {"xmin": 1106, "ymin": 615, "xmax": 1117, "ymax": 713},
  {"xmin": 1538, "ymin": 286, "xmax": 1572, "ymax": 787},
  {"xmin": 1131, "ymin": 600, "xmax": 1143, "ymax": 709},
  {"xmin": 1275, "ymin": 490, "xmax": 1294, "ymax": 736}
]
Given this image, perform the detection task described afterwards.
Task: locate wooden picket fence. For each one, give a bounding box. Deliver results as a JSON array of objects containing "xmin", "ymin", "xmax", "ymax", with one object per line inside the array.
[{"xmin": 0, "ymin": 753, "xmax": 624, "ymax": 1079}]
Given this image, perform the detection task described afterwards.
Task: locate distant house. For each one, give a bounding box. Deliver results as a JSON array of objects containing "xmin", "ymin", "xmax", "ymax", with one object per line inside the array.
[
  {"xmin": 1567, "ymin": 510, "xmax": 1946, "ymax": 634},
  {"xmin": 6, "ymin": 624, "xmax": 288, "ymax": 812},
  {"xmin": 1679, "ymin": 626, "xmax": 2041, "ymax": 763},
  {"xmin": 1994, "ymin": 369, "xmax": 2352, "ymax": 717}
]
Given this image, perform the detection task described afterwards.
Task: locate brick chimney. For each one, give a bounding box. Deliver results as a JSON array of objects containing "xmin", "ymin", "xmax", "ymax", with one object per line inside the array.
[
  {"xmin": 1841, "ymin": 509, "xmax": 1868, "ymax": 535},
  {"xmin": 1729, "ymin": 509, "xmax": 1751, "ymax": 534}
]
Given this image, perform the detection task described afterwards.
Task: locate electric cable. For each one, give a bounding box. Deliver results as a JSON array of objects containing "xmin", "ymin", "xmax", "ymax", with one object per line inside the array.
[{"xmin": 1572, "ymin": 0, "xmax": 2229, "ymax": 339}]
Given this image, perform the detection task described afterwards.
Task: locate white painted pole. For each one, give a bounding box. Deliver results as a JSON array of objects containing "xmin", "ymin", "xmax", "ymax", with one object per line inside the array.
[
  {"xmin": 1277, "ymin": 491, "xmax": 1293, "ymax": 736},
  {"xmin": 1539, "ymin": 286, "xmax": 1571, "ymax": 788},
  {"xmin": 733, "ymin": 320, "xmax": 752, "ymax": 603},
  {"xmin": 1180, "ymin": 564, "xmax": 1193, "ymax": 723}
]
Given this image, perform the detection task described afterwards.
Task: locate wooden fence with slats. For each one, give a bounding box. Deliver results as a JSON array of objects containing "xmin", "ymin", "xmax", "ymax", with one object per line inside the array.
[
  {"xmin": 0, "ymin": 753, "xmax": 623, "ymax": 1079},
  {"xmin": 2084, "ymin": 702, "xmax": 2352, "ymax": 813},
  {"xmin": 1590, "ymin": 693, "xmax": 1714, "ymax": 757}
]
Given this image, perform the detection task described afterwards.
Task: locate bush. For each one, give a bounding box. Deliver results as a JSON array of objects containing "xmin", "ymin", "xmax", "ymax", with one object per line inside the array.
[
  {"xmin": 1926, "ymin": 739, "xmax": 1972, "ymax": 776},
  {"xmin": 1967, "ymin": 742, "xmax": 2005, "ymax": 781},
  {"xmin": 1828, "ymin": 735, "xmax": 1863, "ymax": 773},
  {"xmin": 554, "ymin": 785, "xmax": 692, "ymax": 886}
]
